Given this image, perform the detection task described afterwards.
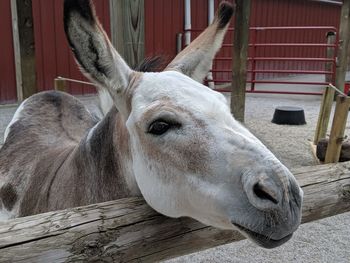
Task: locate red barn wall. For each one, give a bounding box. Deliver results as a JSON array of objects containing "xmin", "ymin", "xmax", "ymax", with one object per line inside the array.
[
  {"xmin": 0, "ymin": 0, "xmax": 343, "ymax": 104},
  {"xmin": 248, "ymin": 0, "xmax": 341, "ymax": 81},
  {"xmin": 0, "ymin": 1, "xmax": 17, "ymax": 104},
  {"xmin": 145, "ymin": 0, "xmax": 185, "ymax": 64},
  {"xmin": 32, "ymin": 0, "xmax": 110, "ymax": 95},
  {"xmin": 145, "ymin": 0, "xmax": 341, "ymax": 81}
]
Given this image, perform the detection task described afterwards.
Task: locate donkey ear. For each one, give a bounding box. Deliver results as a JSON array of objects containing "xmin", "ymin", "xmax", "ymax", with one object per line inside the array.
[
  {"xmin": 64, "ymin": 0, "xmax": 132, "ymax": 101},
  {"xmin": 165, "ymin": 2, "xmax": 234, "ymax": 83}
]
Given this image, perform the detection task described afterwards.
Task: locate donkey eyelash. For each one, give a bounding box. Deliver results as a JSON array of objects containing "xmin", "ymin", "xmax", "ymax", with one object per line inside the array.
[
  {"xmin": 147, "ymin": 119, "xmax": 182, "ymax": 135},
  {"xmin": 149, "ymin": 119, "xmax": 182, "ymax": 128}
]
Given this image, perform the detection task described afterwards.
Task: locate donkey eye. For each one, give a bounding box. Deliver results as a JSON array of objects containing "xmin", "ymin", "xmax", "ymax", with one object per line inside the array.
[
  {"xmin": 148, "ymin": 119, "xmax": 181, "ymax": 136},
  {"xmin": 148, "ymin": 121, "xmax": 171, "ymax": 135}
]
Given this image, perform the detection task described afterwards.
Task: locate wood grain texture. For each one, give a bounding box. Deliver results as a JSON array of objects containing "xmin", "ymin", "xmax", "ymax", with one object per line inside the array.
[
  {"xmin": 325, "ymin": 96, "xmax": 350, "ymax": 163},
  {"xmin": 54, "ymin": 78, "xmax": 67, "ymax": 92},
  {"xmin": 0, "ymin": 162, "xmax": 350, "ymax": 262},
  {"xmin": 314, "ymin": 86, "xmax": 335, "ymax": 145},
  {"xmin": 110, "ymin": 0, "xmax": 145, "ymax": 68},
  {"xmin": 325, "ymin": 32, "xmax": 336, "ymax": 85},
  {"xmin": 335, "ymin": 0, "xmax": 350, "ymax": 93},
  {"xmin": 231, "ymin": 0, "xmax": 251, "ymax": 123},
  {"xmin": 10, "ymin": 0, "xmax": 23, "ymax": 102},
  {"xmin": 313, "ymin": 32, "xmax": 338, "ymax": 145},
  {"xmin": 16, "ymin": 0, "xmax": 37, "ymax": 100}
]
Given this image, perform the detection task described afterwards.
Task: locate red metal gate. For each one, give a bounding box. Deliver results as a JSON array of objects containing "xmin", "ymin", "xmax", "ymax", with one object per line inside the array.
[
  {"xmin": 0, "ymin": 0, "xmax": 17, "ymax": 104},
  {"xmin": 210, "ymin": 26, "xmax": 338, "ymax": 95},
  {"xmin": 145, "ymin": 0, "xmax": 341, "ymax": 95},
  {"xmin": 32, "ymin": 0, "xmax": 110, "ymax": 95},
  {"xmin": 192, "ymin": 0, "xmax": 341, "ymax": 95}
]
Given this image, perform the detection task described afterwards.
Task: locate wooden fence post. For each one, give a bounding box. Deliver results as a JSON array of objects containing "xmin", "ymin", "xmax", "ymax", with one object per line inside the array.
[
  {"xmin": 325, "ymin": 31, "xmax": 337, "ymax": 85},
  {"xmin": 16, "ymin": 0, "xmax": 37, "ymax": 100},
  {"xmin": 54, "ymin": 78, "xmax": 67, "ymax": 92},
  {"xmin": 335, "ymin": 0, "xmax": 350, "ymax": 93},
  {"xmin": 109, "ymin": 0, "xmax": 145, "ymax": 68},
  {"xmin": 10, "ymin": 0, "xmax": 37, "ymax": 102},
  {"xmin": 10, "ymin": 0, "xmax": 23, "ymax": 102},
  {"xmin": 325, "ymin": 95, "xmax": 350, "ymax": 163},
  {"xmin": 313, "ymin": 31, "xmax": 338, "ymax": 145},
  {"xmin": 314, "ymin": 86, "xmax": 335, "ymax": 145},
  {"xmin": 231, "ymin": 0, "xmax": 251, "ymax": 123}
]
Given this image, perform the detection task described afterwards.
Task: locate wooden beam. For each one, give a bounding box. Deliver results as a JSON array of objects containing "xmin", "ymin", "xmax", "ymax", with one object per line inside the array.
[
  {"xmin": 15, "ymin": 0, "xmax": 37, "ymax": 99},
  {"xmin": 314, "ymin": 86, "xmax": 335, "ymax": 145},
  {"xmin": 1, "ymin": 162, "xmax": 350, "ymax": 262},
  {"xmin": 335, "ymin": 0, "xmax": 350, "ymax": 92},
  {"xmin": 231, "ymin": 0, "xmax": 251, "ymax": 123},
  {"xmin": 10, "ymin": 0, "xmax": 37, "ymax": 102},
  {"xmin": 325, "ymin": 95, "xmax": 350, "ymax": 163},
  {"xmin": 325, "ymin": 32, "xmax": 337, "ymax": 85},
  {"xmin": 109, "ymin": 0, "xmax": 145, "ymax": 68},
  {"xmin": 10, "ymin": 0, "xmax": 23, "ymax": 102},
  {"xmin": 314, "ymin": 32, "xmax": 338, "ymax": 145},
  {"xmin": 109, "ymin": 0, "xmax": 123, "ymax": 55},
  {"xmin": 54, "ymin": 78, "xmax": 67, "ymax": 92}
]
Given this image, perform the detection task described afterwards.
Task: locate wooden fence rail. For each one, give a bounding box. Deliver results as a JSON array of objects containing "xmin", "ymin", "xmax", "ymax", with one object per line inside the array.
[{"xmin": 1, "ymin": 162, "xmax": 350, "ymax": 262}]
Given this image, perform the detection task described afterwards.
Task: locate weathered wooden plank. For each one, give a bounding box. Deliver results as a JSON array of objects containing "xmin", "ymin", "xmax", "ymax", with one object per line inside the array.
[
  {"xmin": 15, "ymin": 0, "xmax": 37, "ymax": 100},
  {"xmin": 109, "ymin": 0, "xmax": 123, "ymax": 54},
  {"xmin": 314, "ymin": 86, "xmax": 335, "ymax": 145},
  {"xmin": 10, "ymin": 0, "xmax": 23, "ymax": 102},
  {"xmin": 231, "ymin": 0, "xmax": 251, "ymax": 123},
  {"xmin": 0, "ymin": 162, "xmax": 350, "ymax": 262},
  {"xmin": 325, "ymin": 95, "xmax": 350, "ymax": 163},
  {"xmin": 325, "ymin": 32, "xmax": 337, "ymax": 85},
  {"xmin": 54, "ymin": 78, "xmax": 67, "ymax": 92},
  {"xmin": 110, "ymin": 0, "xmax": 145, "ymax": 68},
  {"xmin": 335, "ymin": 0, "xmax": 350, "ymax": 93}
]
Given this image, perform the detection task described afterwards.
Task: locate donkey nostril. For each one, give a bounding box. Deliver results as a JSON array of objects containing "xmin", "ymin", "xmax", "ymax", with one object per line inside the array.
[{"xmin": 253, "ymin": 182, "xmax": 279, "ymax": 204}]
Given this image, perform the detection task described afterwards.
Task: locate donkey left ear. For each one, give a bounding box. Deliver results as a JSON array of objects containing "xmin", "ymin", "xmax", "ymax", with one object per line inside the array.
[
  {"xmin": 64, "ymin": 0, "xmax": 132, "ymax": 108},
  {"xmin": 165, "ymin": 2, "xmax": 234, "ymax": 83}
]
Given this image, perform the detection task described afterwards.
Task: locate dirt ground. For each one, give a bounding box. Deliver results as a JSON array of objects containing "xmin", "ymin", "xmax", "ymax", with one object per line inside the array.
[{"xmin": 0, "ymin": 94, "xmax": 349, "ymax": 263}]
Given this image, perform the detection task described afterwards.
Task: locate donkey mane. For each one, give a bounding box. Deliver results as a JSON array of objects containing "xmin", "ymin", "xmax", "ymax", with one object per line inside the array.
[{"xmin": 134, "ymin": 56, "xmax": 165, "ymax": 72}]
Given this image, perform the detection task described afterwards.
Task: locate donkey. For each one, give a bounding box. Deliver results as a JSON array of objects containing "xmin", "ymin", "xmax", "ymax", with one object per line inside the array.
[{"xmin": 0, "ymin": 0, "xmax": 303, "ymax": 248}]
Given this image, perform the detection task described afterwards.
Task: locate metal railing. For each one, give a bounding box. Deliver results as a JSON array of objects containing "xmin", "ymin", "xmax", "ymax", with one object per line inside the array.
[{"xmin": 184, "ymin": 26, "xmax": 338, "ymax": 95}]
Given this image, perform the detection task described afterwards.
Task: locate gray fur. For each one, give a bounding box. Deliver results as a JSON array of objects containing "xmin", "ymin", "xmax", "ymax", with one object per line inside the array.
[{"xmin": 0, "ymin": 91, "xmax": 131, "ymax": 217}]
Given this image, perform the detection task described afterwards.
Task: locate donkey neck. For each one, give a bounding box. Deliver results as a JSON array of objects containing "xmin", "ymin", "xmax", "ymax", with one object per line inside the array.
[
  {"xmin": 18, "ymin": 102, "xmax": 140, "ymax": 217},
  {"xmin": 75, "ymin": 107, "xmax": 140, "ymax": 202}
]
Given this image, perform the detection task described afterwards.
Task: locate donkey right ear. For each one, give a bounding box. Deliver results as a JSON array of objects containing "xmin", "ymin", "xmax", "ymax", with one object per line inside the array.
[
  {"xmin": 64, "ymin": 0, "xmax": 132, "ymax": 102},
  {"xmin": 165, "ymin": 2, "xmax": 234, "ymax": 83}
]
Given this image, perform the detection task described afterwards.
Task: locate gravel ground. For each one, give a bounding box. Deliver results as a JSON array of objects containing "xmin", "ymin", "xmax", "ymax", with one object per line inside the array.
[
  {"xmin": 245, "ymin": 96, "xmax": 321, "ymax": 168},
  {"xmin": 0, "ymin": 94, "xmax": 349, "ymax": 263}
]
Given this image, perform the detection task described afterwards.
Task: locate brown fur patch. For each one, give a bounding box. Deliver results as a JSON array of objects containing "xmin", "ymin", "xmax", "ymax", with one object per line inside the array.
[
  {"xmin": 115, "ymin": 112, "xmax": 131, "ymax": 159},
  {"xmin": 0, "ymin": 184, "xmax": 18, "ymax": 210}
]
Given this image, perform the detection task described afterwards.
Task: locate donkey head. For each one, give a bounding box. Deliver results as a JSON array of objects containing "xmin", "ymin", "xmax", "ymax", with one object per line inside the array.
[{"xmin": 64, "ymin": 0, "xmax": 303, "ymax": 248}]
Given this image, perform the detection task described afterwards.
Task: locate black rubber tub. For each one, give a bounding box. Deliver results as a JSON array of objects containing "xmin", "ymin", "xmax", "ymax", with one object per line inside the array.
[{"xmin": 272, "ymin": 106, "xmax": 306, "ymax": 125}]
